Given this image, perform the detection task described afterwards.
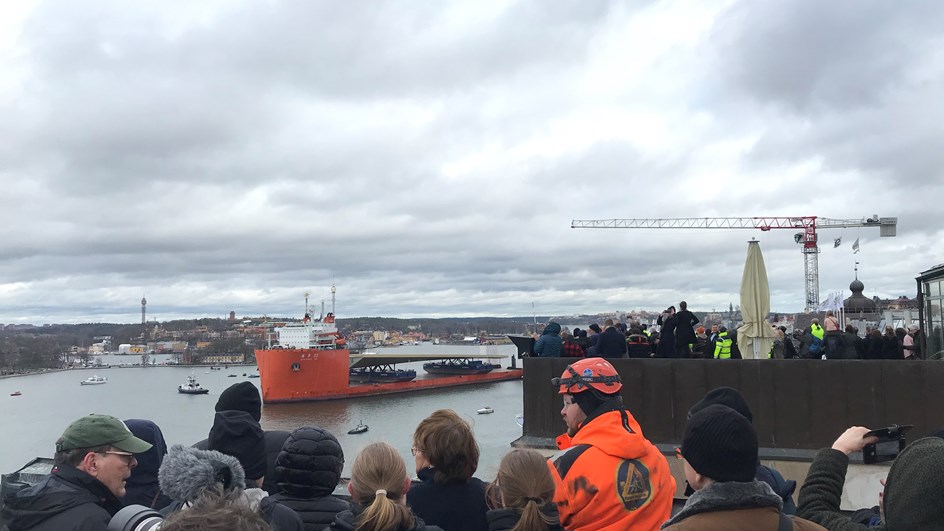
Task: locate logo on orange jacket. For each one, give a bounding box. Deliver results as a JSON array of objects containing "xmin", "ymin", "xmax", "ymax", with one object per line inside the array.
[{"xmin": 616, "ymin": 459, "xmax": 651, "ymax": 511}]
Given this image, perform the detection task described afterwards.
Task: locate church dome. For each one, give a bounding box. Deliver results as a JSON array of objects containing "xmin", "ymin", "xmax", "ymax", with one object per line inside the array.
[{"xmin": 844, "ymin": 278, "xmax": 877, "ymax": 313}]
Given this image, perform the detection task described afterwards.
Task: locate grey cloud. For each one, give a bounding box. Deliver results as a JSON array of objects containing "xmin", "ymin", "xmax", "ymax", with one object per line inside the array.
[{"xmin": 713, "ymin": 0, "xmax": 944, "ymax": 112}]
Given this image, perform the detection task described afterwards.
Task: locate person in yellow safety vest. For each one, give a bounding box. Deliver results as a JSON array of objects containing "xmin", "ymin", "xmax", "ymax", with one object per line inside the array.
[
  {"xmin": 714, "ymin": 327, "xmax": 733, "ymax": 359},
  {"xmin": 810, "ymin": 318, "xmax": 824, "ymax": 341}
]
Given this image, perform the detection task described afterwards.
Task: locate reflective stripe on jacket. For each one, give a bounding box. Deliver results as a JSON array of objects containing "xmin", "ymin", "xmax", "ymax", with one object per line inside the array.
[
  {"xmin": 810, "ymin": 324, "xmax": 824, "ymax": 340},
  {"xmin": 714, "ymin": 332, "xmax": 732, "ymax": 359},
  {"xmin": 549, "ymin": 407, "xmax": 675, "ymax": 531}
]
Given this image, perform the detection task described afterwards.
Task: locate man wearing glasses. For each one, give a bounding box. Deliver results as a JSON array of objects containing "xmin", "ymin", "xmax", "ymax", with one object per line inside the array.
[{"xmin": 1, "ymin": 413, "xmax": 152, "ymax": 531}]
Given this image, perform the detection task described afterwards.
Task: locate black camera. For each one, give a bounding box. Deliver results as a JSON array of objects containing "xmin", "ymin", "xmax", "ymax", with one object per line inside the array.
[
  {"xmin": 862, "ymin": 424, "xmax": 913, "ymax": 464},
  {"xmin": 108, "ymin": 504, "xmax": 164, "ymax": 531}
]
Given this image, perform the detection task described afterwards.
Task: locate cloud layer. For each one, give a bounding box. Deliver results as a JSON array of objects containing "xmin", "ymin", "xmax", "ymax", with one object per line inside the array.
[{"xmin": 0, "ymin": 0, "xmax": 940, "ymax": 324}]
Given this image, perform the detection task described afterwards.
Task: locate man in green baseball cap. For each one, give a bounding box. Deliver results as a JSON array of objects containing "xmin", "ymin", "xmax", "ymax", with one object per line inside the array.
[{"xmin": 1, "ymin": 413, "xmax": 152, "ymax": 531}]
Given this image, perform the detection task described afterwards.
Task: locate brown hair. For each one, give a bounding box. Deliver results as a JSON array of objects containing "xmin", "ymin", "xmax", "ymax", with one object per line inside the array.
[
  {"xmin": 161, "ymin": 486, "xmax": 270, "ymax": 531},
  {"xmin": 486, "ymin": 449, "xmax": 557, "ymax": 531},
  {"xmin": 350, "ymin": 442, "xmax": 413, "ymax": 531},
  {"xmin": 412, "ymin": 409, "xmax": 479, "ymax": 483}
]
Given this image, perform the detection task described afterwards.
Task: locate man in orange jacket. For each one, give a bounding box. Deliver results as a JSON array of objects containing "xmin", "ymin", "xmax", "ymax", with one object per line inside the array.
[{"xmin": 547, "ymin": 358, "xmax": 676, "ymax": 531}]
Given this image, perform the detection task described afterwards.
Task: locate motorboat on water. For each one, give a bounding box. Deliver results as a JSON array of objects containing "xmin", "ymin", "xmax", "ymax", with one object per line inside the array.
[
  {"xmin": 80, "ymin": 375, "xmax": 107, "ymax": 386},
  {"xmin": 178, "ymin": 375, "xmax": 209, "ymax": 395},
  {"xmin": 348, "ymin": 420, "xmax": 369, "ymax": 434},
  {"xmin": 477, "ymin": 406, "xmax": 494, "ymax": 415},
  {"xmin": 228, "ymin": 374, "xmax": 238, "ymax": 377},
  {"xmin": 10, "ymin": 391, "xmax": 22, "ymax": 397}
]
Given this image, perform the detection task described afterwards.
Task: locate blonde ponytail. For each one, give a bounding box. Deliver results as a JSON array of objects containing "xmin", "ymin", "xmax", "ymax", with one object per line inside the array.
[{"xmin": 351, "ymin": 442, "xmax": 414, "ymax": 531}]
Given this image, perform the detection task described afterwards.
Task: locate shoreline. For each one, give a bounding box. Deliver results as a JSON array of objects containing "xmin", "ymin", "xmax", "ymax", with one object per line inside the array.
[{"xmin": 0, "ymin": 363, "xmax": 258, "ymax": 380}]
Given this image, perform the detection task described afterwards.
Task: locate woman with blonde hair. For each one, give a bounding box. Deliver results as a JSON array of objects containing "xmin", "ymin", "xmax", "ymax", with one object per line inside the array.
[
  {"xmin": 407, "ymin": 409, "xmax": 488, "ymax": 531},
  {"xmin": 485, "ymin": 450, "xmax": 561, "ymax": 531},
  {"xmin": 331, "ymin": 442, "xmax": 441, "ymax": 531}
]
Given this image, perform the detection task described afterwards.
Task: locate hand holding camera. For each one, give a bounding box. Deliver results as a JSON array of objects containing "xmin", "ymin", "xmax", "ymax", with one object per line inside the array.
[
  {"xmin": 831, "ymin": 426, "xmax": 877, "ymax": 455},
  {"xmin": 831, "ymin": 424, "xmax": 914, "ymax": 464}
]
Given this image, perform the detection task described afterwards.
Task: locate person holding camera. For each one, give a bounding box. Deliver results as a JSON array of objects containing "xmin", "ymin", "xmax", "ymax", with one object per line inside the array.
[
  {"xmin": 797, "ymin": 426, "xmax": 944, "ymax": 530},
  {"xmin": 0, "ymin": 414, "xmax": 152, "ymax": 531}
]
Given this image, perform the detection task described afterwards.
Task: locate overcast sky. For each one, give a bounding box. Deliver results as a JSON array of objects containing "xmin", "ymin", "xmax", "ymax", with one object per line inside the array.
[{"xmin": 1, "ymin": 0, "xmax": 941, "ymax": 325}]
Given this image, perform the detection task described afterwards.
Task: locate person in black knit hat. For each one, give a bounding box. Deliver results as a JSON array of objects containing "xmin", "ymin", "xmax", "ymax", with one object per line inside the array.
[
  {"xmin": 216, "ymin": 382, "xmax": 263, "ymax": 421},
  {"xmin": 192, "ymin": 381, "xmax": 290, "ymax": 495},
  {"xmin": 687, "ymin": 386, "xmax": 797, "ymax": 514},
  {"xmin": 663, "ymin": 405, "xmax": 825, "ymax": 530}
]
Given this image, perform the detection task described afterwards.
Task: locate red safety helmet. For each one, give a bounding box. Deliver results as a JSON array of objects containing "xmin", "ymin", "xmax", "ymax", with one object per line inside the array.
[{"xmin": 552, "ymin": 358, "xmax": 622, "ymax": 395}]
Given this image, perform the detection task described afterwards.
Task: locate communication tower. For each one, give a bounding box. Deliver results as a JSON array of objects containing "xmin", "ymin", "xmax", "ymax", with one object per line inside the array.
[{"xmin": 141, "ymin": 296, "xmax": 149, "ymax": 366}]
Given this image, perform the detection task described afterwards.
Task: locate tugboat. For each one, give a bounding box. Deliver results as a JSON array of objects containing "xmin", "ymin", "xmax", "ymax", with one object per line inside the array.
[
  {"xmin": 80, "ymin": 375, "xmax": 108, "ymax": 386},
  {"xmin": 348, "ymin": 420, "xmax": 369, "ymax": 434},
  {"xmin": 477, "ymin": 406, "xmax": 494, "ymax": 415},
  {"xmin": 178, "ymin": 375, "xmax": 210, "ymax": 395}
]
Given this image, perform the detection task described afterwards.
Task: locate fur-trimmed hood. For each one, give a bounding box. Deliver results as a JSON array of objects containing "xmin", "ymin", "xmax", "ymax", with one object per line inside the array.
[
  {"xmin": 158, "ymin": 444, "xmax": 247, "ymax": 503},
  {"xmin": 662, "ymin": 480, "xmax": 781, "ymax": 528}
]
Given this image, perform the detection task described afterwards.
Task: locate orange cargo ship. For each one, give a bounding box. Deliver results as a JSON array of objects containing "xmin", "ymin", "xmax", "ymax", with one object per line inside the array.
[{"xmin": 255, "ymin": 304, "xmax": 522, "ymax": 404}]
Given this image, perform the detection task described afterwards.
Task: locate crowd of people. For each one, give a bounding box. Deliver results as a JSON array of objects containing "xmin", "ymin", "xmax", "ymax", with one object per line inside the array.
[
  {"xmin": 3, "ymin": 360, "xmax": 943, "ymax": 531},
  {"xmin": 532, "ymin": 305, "xmax": 925, "ymax": 361}
]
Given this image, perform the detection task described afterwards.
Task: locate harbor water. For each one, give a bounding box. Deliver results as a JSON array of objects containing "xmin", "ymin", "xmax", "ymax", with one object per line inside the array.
[{"xmin": 0, "ymin": 344, "xmax": 528, "ymax": 480}]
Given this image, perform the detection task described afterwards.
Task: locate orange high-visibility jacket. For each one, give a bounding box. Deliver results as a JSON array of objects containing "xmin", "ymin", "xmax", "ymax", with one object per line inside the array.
[{"xmin": 548, "ymin": 408, "xmax": 676, "ymax": 531}]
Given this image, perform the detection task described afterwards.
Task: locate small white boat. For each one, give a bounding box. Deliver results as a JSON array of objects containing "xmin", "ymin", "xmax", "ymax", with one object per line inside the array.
[
  {"xmin": 515, "ymin": 414, "xmax": 524, "ymax": 428},
  {"xmin": 477, "ymin": 406, "xmax": 494, "ymax": 415},
  {"xmin": 178, "ymin": 375, "xmax": 209, "ymax": 395},
  {"xmin": 80, "ymin": 375, "xmax": 107, "ymax": 386}
]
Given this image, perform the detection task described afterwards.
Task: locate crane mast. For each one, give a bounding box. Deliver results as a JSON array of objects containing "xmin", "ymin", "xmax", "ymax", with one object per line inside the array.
[{"xmin": 571, "ymin": 216, "xmax": 897, "ymax": 312}]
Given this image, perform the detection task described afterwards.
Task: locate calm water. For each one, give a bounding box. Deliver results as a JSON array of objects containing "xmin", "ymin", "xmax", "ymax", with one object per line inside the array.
[{"xmin": 0, "ymin": 344, "xmax": 529, "ymax": 479}]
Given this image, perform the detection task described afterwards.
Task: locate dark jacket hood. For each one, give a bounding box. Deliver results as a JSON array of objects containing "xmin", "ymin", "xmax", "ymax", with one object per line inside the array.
[
  {"xmin": 122, "ymin": 419, "xmax": 168, "ymax": 506},
  {"xmin": 542, "ymin": 322, "xmax": 562, "ymax": 336},
  {"xmin": 275, "ymin": 426, "xmax": 344, "ymax": 497},
  {"xmin": 159, "ymin": 444, "xmax": 246, "ymax": 503}
]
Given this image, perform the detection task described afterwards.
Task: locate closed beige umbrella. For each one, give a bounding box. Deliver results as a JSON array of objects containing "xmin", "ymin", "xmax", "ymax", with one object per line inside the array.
[{"xmin": 737, "ymin": 240, "xmax": 777, "ymax": 359}]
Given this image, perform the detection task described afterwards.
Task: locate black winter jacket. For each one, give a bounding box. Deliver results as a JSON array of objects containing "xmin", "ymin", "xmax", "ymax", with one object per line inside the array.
[
  {"xmin": 330, "ymin": 506, "xmax": 443, "ymax": 531},
  {"xmin": 486, "ymin": 505, "xmax": 564, "ymax": 531},
  {"xmin": 0, "ymin": 464, "xmax": 124, "ymax": 531},
  {"xmin": 595, "ymin": 327, "xmax": 627, "ymax": 358},
  {"xmin": 270, "ymin": 426, "xmax": 350, "ymax": 531},
  {"xmin": 406, "ymin": 467, "xmax": 488, "ymax": 531},
  {"xmin": 270, "ymin": 494, "xmax": 351, "ymax": 531}
]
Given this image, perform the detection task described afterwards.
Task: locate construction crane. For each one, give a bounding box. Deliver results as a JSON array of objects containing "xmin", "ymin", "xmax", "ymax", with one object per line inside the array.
[{"xmin": 571, "ymin": 216, "xmax": 898, "ymax": 312}]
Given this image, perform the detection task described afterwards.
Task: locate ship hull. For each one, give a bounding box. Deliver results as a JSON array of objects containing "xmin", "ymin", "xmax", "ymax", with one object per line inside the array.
[{"xmin": 255, "ymin": 347, "xmax": 522, "ymax": 404}]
